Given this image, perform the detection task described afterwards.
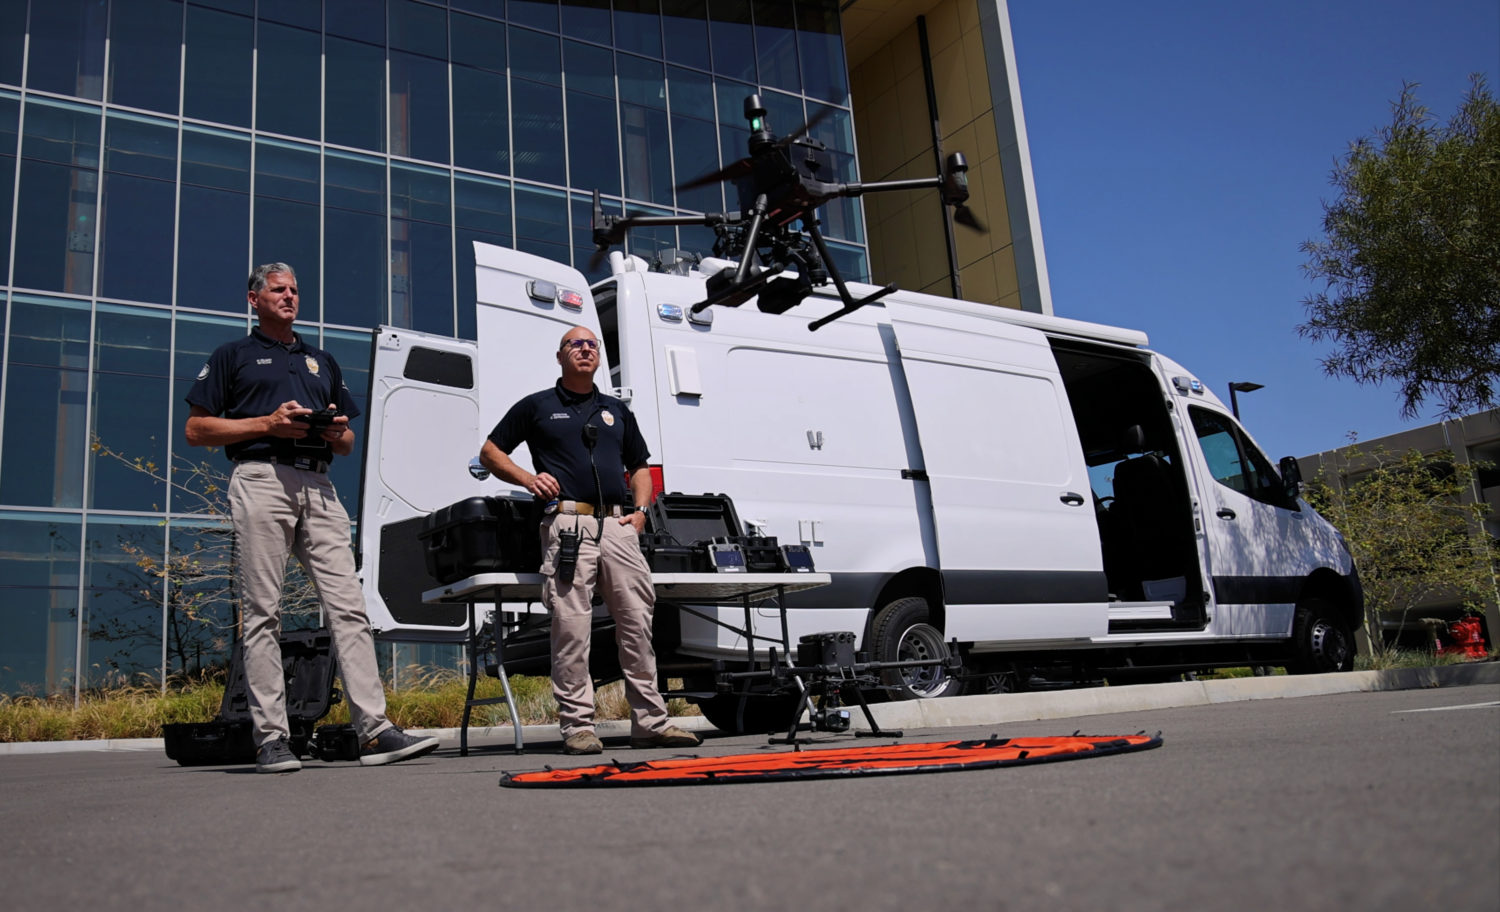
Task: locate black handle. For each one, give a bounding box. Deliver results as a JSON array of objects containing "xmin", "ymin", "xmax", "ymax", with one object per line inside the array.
[
  {"xmin": 1060, "ymin": 492, "xmax": 1085, "ymax": 506},
  {"xmin": 1216, "ymin": 508, "xmax": 1236, "ymax": 520}
]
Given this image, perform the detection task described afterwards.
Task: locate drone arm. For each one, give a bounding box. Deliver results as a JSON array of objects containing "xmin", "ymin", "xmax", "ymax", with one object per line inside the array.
[
  {"xmin": 735, "ymin": 194, "xmax": 769, "ymax": 284},
  {"xmin": 838, "ymin": 176, "xmax": 944, "ymax": 198}
]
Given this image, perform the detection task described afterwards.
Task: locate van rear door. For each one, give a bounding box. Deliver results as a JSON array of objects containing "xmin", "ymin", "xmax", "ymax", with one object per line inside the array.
[
  {"xmin": 886, "ymin": 299, "xmax": 1109, "ymax": 644},
  {"xmin": 358, "ymin": 327, "xmax": 485, "ymax": 638}
]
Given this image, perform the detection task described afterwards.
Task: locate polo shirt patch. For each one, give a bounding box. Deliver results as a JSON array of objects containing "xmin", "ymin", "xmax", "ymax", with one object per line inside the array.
[
  {"xmin": 549, "ymin": 412, "xmax": 570, "ymax": 420},
  {"xmin": 196, "ymin": 364, "xmax": 209, "ymax": 380},
  {"xmin": 305, "ymin": 356, "xmax": 320, "ymax": 375}
]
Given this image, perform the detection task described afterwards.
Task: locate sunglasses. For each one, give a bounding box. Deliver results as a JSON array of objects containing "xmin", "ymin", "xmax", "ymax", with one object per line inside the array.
[{"xmin": 561, "ymin": 338, "xmax": 600, "ymax": 351}]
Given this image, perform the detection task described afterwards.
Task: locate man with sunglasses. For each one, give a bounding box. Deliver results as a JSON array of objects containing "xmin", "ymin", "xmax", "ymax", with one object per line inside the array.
[{"xmin": 479, "ymin": 326, "xmax": 701, "ymax": 755}]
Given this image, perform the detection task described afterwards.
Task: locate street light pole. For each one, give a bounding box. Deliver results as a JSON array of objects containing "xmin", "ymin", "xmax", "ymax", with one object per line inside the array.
[{"xmin": 1228, "ymin": 381, "xmax": 1264, "ymax": 420}]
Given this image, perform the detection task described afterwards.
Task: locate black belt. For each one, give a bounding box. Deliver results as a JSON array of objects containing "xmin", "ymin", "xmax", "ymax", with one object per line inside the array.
[{"xmin": 236, "ymin": 455, "xmax": 330, "ymax": 474}]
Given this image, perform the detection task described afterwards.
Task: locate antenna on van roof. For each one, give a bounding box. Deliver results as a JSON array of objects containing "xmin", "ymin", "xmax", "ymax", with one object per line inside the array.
[{"xmin": 588, "ymin": 95, "xmax": 985, "ymax": 330}]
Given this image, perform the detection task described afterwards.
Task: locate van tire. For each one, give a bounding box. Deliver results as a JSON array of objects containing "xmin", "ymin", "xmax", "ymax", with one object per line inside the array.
[
  {"xmin": 870, "ymin": 597, "xmax": 963, "ymax": 700},
  {"xmin": 1288, "ymin": 598, "xmax": 1355, "ymax": 674}
]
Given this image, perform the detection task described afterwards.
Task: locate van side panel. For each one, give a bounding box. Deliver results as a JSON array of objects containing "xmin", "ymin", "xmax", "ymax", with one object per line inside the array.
[{"xmin": 887, "ymin": 301, "xmax": 1110, "ymax": 643}]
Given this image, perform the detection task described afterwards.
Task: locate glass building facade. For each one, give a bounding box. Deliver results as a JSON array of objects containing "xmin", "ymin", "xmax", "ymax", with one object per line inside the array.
[{"xmin": 0, "ymin": 0, "xmax": 864, "ymax": 696}]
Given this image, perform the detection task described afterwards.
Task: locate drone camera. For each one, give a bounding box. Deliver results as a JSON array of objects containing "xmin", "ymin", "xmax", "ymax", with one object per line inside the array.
[{"xmin": 758, "ymin": 273, "xmax": 815, "ymax": 315}]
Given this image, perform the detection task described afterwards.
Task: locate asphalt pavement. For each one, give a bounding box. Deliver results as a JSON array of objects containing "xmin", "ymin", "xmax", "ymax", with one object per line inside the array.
[{"xmin": 2, "ymin": 669, "xmax": 1497, "ymax": 912}]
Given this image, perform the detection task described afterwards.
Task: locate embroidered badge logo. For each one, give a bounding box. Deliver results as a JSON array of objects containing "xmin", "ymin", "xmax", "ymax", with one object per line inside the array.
[
  {"xmin": 601, "ymin": 411, "xmax": 615, "ymax": 427},
  {"xmin": 196, "ymin": 363, "xmax": 209, "ymax": 381},
  {"xmin": 305, "ymin": 356, "xmax": 319, "ymax": 375}
]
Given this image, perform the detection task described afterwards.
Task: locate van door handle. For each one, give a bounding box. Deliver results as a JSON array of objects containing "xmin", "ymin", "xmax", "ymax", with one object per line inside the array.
[
  {"xmin": 1060, "ymin": 492, "xmax": 1085, "ymax": 506},
  {"xmin": 1216, "ymin": 508, "xmax": 1237, "ymax": 520}
]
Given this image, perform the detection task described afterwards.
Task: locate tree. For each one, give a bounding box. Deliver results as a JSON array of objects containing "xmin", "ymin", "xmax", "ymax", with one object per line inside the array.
[
  {"xmin": 86, "ymin": 441, "xmax": 322, "ymax": 687},
  {"xmin": 1299, "ymin": 76, "xmax": 1500, "ymax": 418},
  {"xmin": 1302, "ymin": 444, "xmax": 1497, "ymax": 661}
]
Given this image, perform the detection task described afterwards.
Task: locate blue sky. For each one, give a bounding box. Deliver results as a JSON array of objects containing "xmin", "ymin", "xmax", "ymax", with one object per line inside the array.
[{"xmin": 1005, "ymin": 0, "xmax": 1500, "ymax": 460}]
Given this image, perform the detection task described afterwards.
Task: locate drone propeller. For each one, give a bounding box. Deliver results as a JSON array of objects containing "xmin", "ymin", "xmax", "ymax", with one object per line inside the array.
[{"xmin": 952, "ymin": 203, "xmax": 987, "ymax": 233}]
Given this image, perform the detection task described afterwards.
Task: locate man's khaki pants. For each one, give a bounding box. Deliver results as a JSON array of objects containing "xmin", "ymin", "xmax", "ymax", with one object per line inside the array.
[
  {"xmin": 540, "ymin": 512, "xmax": 669, "ymax": 738},
  {"xmin": 229, "ymin": 461, "xmax": 391, "ymax": 747}
]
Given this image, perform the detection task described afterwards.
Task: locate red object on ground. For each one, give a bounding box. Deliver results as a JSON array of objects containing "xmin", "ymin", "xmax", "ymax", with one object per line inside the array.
[
  {"xmin": 1438, "ymin": 617, "xmax": 1489, "ymax": 660},
  {"xmin": 499, "ymin": 733, "xmax": 1163, "ymax": 788}
]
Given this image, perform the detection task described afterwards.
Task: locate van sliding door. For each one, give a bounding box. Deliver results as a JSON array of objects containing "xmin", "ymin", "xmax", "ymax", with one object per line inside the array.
[{"xmin": 886, "ymin": 301, "xmax": 1109, "ymax": 644}]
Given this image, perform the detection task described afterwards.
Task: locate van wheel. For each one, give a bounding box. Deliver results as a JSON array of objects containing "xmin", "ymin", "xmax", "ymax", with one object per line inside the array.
[
  {"xmin": 696, "ymin": 693, "xmax": 800, "ymax": 735},
  {"xmin": 870, "ymin": 597, "xmax": 963, "ymax": 700},
  {"xmin": 1288, "ymin": 599, "xmax": 1355, "ymax": 674}
]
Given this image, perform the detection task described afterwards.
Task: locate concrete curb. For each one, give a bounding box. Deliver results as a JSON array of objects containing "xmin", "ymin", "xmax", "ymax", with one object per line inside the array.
[
  {"xmin": 853, "ymin": 661, "xmax": 1500, "ymax": 732},
  {"xmin": 2, "ymin": 663, "xmax": 1495, "ymax": 756}
]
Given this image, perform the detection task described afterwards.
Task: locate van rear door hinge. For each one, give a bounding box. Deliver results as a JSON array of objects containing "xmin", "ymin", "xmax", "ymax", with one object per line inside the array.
[{"xmin": 901, "ymin": 468, "xmax": 928, "ymax": 481}]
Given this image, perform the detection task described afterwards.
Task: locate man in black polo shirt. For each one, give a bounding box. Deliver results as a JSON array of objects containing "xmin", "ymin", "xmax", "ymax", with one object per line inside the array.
[
  {"xmin": 479, "ymin": 325, "xmax": 700, "ymax": 755},
  {"xmin": 185, "ymin": 262, "xmax": 438, "ymax": 773}
]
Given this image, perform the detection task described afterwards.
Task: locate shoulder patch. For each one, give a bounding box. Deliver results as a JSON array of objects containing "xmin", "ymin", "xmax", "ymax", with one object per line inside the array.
[{"xmin": 196, "ymin": 363, "xmax": 209, "ymax": 381}]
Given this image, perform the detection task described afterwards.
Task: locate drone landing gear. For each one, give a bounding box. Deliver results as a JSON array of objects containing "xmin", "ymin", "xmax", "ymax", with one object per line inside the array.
[{"xmin": 773, "ymin": 668, "xmax": 902, "ymax": 748}]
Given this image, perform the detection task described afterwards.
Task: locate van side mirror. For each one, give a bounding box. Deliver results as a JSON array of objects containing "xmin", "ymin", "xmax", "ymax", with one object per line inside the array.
[
  {"xmin": 1278, "ymin": 456, "xmax": 1303, "ymax": 503},
  {"xmin": 468, "ymin": 457, "xmax": 491, "ymax": 481}
]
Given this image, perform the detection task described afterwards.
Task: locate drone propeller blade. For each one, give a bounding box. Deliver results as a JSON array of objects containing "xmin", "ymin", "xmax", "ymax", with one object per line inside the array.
[
  {"xmin": 587, "ymin": 244, "xmax": 611, "ymax": 272},
  {"xmin": 952, "ymin": 204, "xmax": 987, "ymax": 234},
  {"xmin": 778, "ymin": 104, "xmax": 835, "ymax": 146},
  {"xmin": 676, "ymin": 157, "xmax": 754, "ymax": 192}
]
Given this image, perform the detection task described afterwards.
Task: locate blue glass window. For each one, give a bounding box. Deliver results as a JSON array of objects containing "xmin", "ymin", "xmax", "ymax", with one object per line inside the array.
[
  {"xmin": 391, "ymin": 164, "xmax": 454, "ymax": 336},
  {"xmin": 452, "ymin": 0, "xmax": 506, "ymax": 20},
  {"xmin": 515, "ymin": 183, "xmax": 569, "ymax": 264},
  {"xmin": 0, "ymin": 96, "xmax": 16, "ymax": 273},
  {"xmin": 90, "ymin": 306, "xmax": 171, "ymax": 511},
  {"xmin": 100, "ymin": 116, "xmax": 177, "ymax": 304},
  {"xmin": 753, "ymin": 1, "xmax": 799, "ymax": 94},
  {"xmin": 26, "ymin": 0, "xmax": 107, "ymax": 100},
  {"xmin": 184, "ymin": 4, "xmax": 252, "ymax": 127},
  {"xmin": 324, "ymin": 151, "xmax": 388, "ymax": 330},
  {"xmin": 253, "ymin": 139, "xmax": 319, "ymax": 317},
  {"xmin": 259, "ymin": 0, "xmax": 319, "ymax": 30},
  {"xmin": 172, "ymin": 312, "xmax": 247, "ymax": 495},
  {"xmin": 622, "ymin": 104, "xmax": 671, "ymax": 207},
  {"xmin": 453, "ymin": 66, "xmax": 510, "ymax": 175},
  {"xmin": 326, "ymin": 0, "xmax": 385, "ymax": 44},
  {"xmin": 320, "ymin": 329, "xmax": 372, "ymax": 515},
  {"xmin": 390, "ymin": 50, "xmax": 451, "ymax": 164},
  {"xmin": 565, "ymin": 41, "xmax": 614, "ymax": 98},
  {"xmin": 2, "ymin": 297, "xmax": 91, "ymax": 508},
  {"xmin": 561, "ymin": 0, "xmax": 612, "ymax": 45},
  {"xmin": 451, "ymin": 11, "xmax": 507, "ymax": 74},
  {"xmin": 510, "ymin": 0, "xmax": 560, "ymax": 33},
  {"xmin": 670, "ymin": 113, "xmax": 720, "ymax": 213},
  {"xmin": 0, "ymin": 1, "xmax": 25, "ymax": 87},
  {"xmin": 178, "ymin": 126, "xmax": 250, "ymax": 313},
  {"xmin": 256, "ymin": 20, "xmax": 321, "ymax": 141},
  {"xmin": 797, "ymin": 0, "xmax": 849, "ymax": 106},
  {"xmin": 326, "ymin": 37, "xmax": 387, "ymax": 152},
  {"xmin": 163, "ymin": 520, "xmax": 236, "ymax": 677},
  {"xmin": 14, "ymin": 101, "xmax": 99, "ymax": 295},
  {"xmin": 108, "ymin": 0, "xmax": 185, "ymax": 115},
  {"xmin": 567, "ymin": 91, "xmax": 620, "ymax": 198},
  {"xmin": 511, "ymin": 79, "xmax": 566, "ymax": 186},
  {"xmin": 455, "ymin": 175, "xmax": 513, "ymax": 340},
  {"xmin": 661, "ymin": 0, "xmax": 709, "ymax": 71},
  {"xmin": 0, "ymin": 513, "xmax": 82, "ymax": 696},
  {"xmin": 707, "ymin": 0, "xmax": 755, "ymax": 84},
  {"xmin": 83, "ymin": 517, "xmax": 165, "ymax": 687},
  {"xmin": 510, "ymin": 28, "xmax": 562, "ymax": 85},
  {"xmin": 615, "ymin": 0, "xmax": 663, "ymax": 59}
]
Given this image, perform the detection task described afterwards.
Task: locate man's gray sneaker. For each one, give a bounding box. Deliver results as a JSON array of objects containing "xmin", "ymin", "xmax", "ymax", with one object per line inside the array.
[
  {"xmin": 359, "ymin": 727, "xmax": 440, "ymax": 766},
  {"xmin": 629, "ymin": 725, "xmax": 702, "ymax": 749},
  {"xmin": 256, "ymin": 737, "xmax": 302, "ymax": 774}
]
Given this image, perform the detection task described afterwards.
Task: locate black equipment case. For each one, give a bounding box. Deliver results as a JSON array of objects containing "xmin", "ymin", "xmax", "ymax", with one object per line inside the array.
[
  {"xmin": 163, "ymin": 628, "xmax": 342, "ymax": 766},
  {"xmin": 419, "ymin": 495, "xmax": 540, "ymax": 584}
]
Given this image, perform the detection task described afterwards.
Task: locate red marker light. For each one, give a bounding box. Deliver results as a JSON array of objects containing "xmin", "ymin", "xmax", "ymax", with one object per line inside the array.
[{"xmin": 558, "ymin": 288, "xmax": 585, "ymax": 309}]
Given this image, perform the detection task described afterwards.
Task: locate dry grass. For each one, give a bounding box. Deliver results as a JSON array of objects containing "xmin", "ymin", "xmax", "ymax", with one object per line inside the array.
[{"xmin": 0, "ymin": 671, "xmax": 700, "ymax": 743}]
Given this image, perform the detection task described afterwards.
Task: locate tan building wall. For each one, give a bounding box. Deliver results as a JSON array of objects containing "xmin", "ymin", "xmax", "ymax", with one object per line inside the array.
[{"xmin": 843, "ymin": 0, "xmax": 1048, "ymax": 312}]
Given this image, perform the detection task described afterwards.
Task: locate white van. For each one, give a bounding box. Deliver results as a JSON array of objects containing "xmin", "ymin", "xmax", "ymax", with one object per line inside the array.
[{"xmin": 357, "ymin": 243, "xmax": 1362, "ymax": 728}]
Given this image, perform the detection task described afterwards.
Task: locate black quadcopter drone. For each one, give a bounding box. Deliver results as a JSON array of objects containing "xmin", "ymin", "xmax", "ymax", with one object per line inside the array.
[{"xmin": 589, "ymin": 94, "xmax": 986, "ymax": 331}]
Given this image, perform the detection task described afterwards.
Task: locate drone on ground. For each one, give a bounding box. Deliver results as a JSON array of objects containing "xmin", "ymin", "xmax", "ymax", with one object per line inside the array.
[{"xmin": 589, "ymin": 94, "xmax": 986, "ymax": 331}]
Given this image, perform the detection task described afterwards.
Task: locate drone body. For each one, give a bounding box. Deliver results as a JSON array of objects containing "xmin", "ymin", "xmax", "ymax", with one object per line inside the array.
[{"xmin": 590, "ymin": 94, "xmax": 984, "ymax": 330}]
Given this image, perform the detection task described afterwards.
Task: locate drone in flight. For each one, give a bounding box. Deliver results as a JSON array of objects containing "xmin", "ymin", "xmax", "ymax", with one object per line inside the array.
[{"xmin": 589, "ymin": 94, "xmax": 986, "ymax": 330}]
